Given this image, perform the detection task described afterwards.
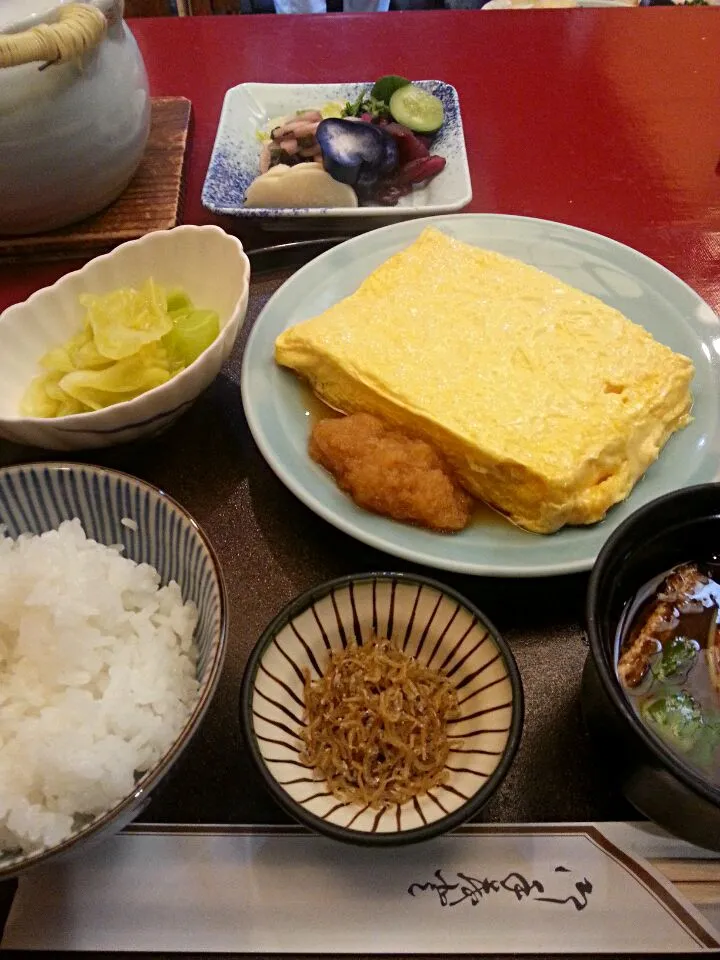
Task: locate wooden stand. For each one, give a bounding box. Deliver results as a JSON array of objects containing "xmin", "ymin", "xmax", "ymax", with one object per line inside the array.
[{"xmin": 0, "ymin": 97, "xmax": 192, "ymax": 264}]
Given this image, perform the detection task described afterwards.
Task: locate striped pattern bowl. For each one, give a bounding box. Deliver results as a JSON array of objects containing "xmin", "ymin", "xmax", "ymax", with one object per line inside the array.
[
  {"xmin": 0, "ymin": 463, "xmax": 228, "ymax": 879},
  {"xmin": 0, "ymin": 225, "xmax": 250, "ymax": 451},
  {"xmin": 240, "ymin": 573, "xmax": 523, "ymax": 845}
]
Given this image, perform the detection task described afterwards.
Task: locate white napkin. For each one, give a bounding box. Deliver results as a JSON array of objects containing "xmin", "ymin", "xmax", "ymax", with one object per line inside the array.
[{"xmin": 3, "ymin": 825, "xmax": 718, "ymax": 954}]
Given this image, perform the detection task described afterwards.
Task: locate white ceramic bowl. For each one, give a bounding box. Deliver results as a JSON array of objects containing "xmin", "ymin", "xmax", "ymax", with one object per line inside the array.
[{"xmin": 0, "ymin": 226, "xmax": 250, "ymax": 450}]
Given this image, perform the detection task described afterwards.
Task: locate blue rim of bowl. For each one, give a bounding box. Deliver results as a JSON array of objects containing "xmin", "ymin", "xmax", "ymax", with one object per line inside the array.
[
  {"xmin": 586, "ymin": 482, "xmax": 720, "ymax": 811},
  {"xmin": 0, "ymin": 462, "xmax": 229, "ymax": 880},
  {"xmin": 239, "ymin": 571, "xmax": 524, "ymax": 846}
]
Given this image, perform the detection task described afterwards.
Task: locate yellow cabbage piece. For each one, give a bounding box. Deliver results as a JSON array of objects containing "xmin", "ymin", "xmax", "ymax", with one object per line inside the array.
[
  {"xmin": 59, "ymin": 344, "xmax": 172, "ymax": 411},
  {"xmin": 20, "ymin": 375, "xmax": 61, "ymax": 418},
  {"xmin": 81, "ymin": 279, "xmax": 173, "ymax": 361},
  {"xmin": 39, "ymin": 344, "xmax": 75, "ymax": 375},
  {"xmin": 166, "ymin": 289, "xmax": 193, "ymax": 315},
  {"xmin": 21, "ymin": 280, "xmax": 219, "ymax": 418}
]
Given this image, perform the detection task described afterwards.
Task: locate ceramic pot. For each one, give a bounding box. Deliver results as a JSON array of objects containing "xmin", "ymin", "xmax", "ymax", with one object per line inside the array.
[{"xmin": 0, "ymin": 0, "xmax": 150, "ymax": 235}]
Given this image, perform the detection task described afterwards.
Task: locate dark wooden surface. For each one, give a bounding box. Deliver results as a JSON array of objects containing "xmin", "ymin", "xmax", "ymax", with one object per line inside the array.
[
  {"xmin": 0, "ymin": 6, "xmax": 718, "ymax": 824},
  {"xmin": 0, "ymin": 261, "xmax": 711, "ymax": 957},
  {"xmin": 0, "ymin": 98, "xmax": 191, "ymax": 264}
]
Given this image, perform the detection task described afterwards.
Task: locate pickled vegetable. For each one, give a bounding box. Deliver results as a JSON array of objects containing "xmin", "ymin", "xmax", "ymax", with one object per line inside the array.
[
  {"xmin": 20, "ymin": 282, "xmax": 220, "ymax": 418},
  {"xmin": 166, "ymin": 289, "xmax": 194, "ymax": 315},
  {"xmin": 163, "ymin": 310, "xmax": 219, "ymax": 368},
  {"xmin": 59, "ymin": 345, "xmax": 173, "ymax": 411},
  {"xmin": 389, "ymin": 84, "xmax": 444, "ymax": 134},
  {"xmin": 81, "ymin": 279, "xmax": 172, "ymax": 360}
]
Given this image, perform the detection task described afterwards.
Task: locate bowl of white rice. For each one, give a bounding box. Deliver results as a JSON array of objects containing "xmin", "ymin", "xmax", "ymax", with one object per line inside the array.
[{"xmin": 0, "ymin": 462, "xmax": 227, "ymax": 879}]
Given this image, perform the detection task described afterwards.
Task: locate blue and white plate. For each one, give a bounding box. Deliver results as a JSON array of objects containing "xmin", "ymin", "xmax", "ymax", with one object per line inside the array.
[
  {"xmin": 201, "ymin": 81, "xmax": 472, "ymax": 220},
  {"xmin": 241, "ymin": 214, "xmax": 720, "ymax": 578}
]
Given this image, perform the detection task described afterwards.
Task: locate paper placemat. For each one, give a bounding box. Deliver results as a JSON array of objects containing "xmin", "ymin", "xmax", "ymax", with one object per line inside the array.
[{"xmin": 2, "ymin": 823, "xmax": 718, "ymax": 954}]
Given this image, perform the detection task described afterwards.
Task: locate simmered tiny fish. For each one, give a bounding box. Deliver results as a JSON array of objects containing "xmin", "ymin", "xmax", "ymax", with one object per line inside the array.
[{"xmin": 301, "ymin": 635, "xmax": 460, "ymax": 809}]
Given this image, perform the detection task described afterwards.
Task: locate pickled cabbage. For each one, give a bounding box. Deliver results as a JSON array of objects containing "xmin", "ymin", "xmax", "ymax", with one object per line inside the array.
[
  {"xmin": 82, "ymin": 279, "xmax": 172, "ymax": 360},
  {"xmin": 20, "ymin": 281, "xmax": 220, "ymax": 418}
]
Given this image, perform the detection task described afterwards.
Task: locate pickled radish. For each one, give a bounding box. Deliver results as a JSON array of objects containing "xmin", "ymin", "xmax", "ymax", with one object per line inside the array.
[{"xmin": 20, "ymin": 282, "xmax": 220, "ymax": 418}]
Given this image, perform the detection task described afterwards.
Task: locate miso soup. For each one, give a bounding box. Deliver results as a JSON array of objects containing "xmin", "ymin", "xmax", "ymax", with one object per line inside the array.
[{"xmin": 616, "ymin": 562, "xmax": 720, "ymax": 783}]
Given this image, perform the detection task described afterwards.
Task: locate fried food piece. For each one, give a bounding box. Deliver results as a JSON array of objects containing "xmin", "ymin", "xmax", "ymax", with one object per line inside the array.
[
  {"xmin": 309, "ymin": 413, "xmax": 472, "ymax": 532},
  {"xmin": 618, "ymin": 602, "xmax": 673, "ymax": 689},
  {"xmin": 618, "ymin": 563, "xmax": 707, "ymax": 688},
  {"xmin": 661, "ymin": 564, "xmax": 709, "ymax": 606}
]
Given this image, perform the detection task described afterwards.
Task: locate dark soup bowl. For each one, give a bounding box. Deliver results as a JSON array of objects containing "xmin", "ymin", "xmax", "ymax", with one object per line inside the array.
[{"xmin": 584, "ymin": 483, "xmax": 720, "ymax": 852}]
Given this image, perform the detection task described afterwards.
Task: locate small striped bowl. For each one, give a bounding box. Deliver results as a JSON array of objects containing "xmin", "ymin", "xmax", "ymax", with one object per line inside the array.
[
  {"xmin": 240, "ymin": 573, "xmax": 523, "ymax": 845},
  {"xmin": 0, "ymin": 462, "xmax": 228, "ymax": 879}
]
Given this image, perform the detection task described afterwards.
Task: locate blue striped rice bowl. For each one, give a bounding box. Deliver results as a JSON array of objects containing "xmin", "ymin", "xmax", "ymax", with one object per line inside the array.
[
  {"xmin": 0, "ymin": 462, "xmax": 227, "ymax": 878},
  {"xmin": 240, "ymin": 572, "xmax": 523, "ymax": 845}
]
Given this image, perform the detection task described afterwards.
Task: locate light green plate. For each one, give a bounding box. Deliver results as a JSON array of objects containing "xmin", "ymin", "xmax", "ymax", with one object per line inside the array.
[{"xmin": 241, "ymin": 214, "xmax": 720, "ymax": 577}]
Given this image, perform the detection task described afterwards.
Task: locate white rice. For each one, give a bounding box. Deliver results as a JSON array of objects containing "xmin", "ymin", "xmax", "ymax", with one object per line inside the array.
[{"xmin": 0, "ymin": 519, "xmax": 200, "ymax": 855}]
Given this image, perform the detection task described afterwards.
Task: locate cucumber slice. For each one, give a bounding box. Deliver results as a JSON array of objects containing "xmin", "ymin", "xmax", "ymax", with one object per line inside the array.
[
  {"xmin": 370, "ymin": 75, "xmax": 410, "ymax": 105},
  {"xmin": 389, "ymin": 84, "xmax": 444, "ymax": 134}
]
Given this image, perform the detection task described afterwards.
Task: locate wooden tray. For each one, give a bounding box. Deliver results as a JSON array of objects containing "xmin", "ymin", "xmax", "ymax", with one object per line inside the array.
[{"xmin": 0, "ymin": 97, "xmax": 192, "ymax": 264}]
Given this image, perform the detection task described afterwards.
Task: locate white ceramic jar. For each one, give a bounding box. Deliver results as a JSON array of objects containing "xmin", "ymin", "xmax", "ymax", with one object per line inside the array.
[{"xmin": 0, "ymin": 0, "xmax": 150, "ymax": 235}]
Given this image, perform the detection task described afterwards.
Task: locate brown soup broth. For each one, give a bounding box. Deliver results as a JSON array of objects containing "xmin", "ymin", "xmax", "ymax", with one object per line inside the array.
[{"xmin": 615, "ymin": 561, "xmax": 720, "ymax": 784}]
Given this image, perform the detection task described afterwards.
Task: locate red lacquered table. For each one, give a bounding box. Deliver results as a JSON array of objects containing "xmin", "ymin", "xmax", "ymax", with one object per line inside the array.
[{"xmin": 1, "ymin": 10, "xmax": 719, "ymax": 312}]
